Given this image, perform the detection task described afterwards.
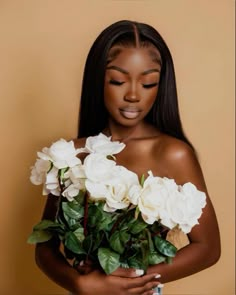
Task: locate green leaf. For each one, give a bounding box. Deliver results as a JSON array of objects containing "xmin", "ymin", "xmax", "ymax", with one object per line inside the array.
[
  {"xmin": 88, "ymin": 204, "xmax": 103, "ymax": 227},
  {"xmin": 120, "ymin": 230, "xmax": 130, "ymax": 243},
  {"xmin": 74, "ymin": 190, "xmax": 86, "ymax": 204},
  {"xmin": 110, "ymin": 230, "xmax": 130, "ymax": 254},
  {"xmin": 109, "ymin": 232, "xmax": 123, "ymax": 254},
  {"xmin": 140, "ymin": 174, "xmax": 145, "ymax": 186},
  {"xmin": 64, "ymin": 216, "xmax": 77, "ymax": 228},
  {"xmin": 134, "ymin": 206, "xmax": 140, "ymax": 219},
  {"xmin": 140, "ymin": 239, "xmax": 149, "ymax": 270},
  {"xmin": 27, "ymin": 230, "xmax": 52, "ymax": 244},
  {"xmin": 129, "ymin": 219, "xmax": 148, "ymax": 234},
  {"xmin": 148, "ymin": 251, "xmax": 166, "ymax": 265},
  {"xmin": 33, "ymin": 219, "xmax": 64, "ymax": 231},
  {"xmin": 64, "ymin": 231, "xmax": 86, "ymax": 254},
  {"xmin": 128, "ymin": 253, "xmax": 145, "ymax": 270},
  {"xmin": 98, "ymin": 248, "xmax": 120, "ymax": 274},
  {"xmin": 147, "ymin": 230, "xmax": 154, "ymax": 252},
  {"xmin": 92, "ymin": 231, "xmax": 105, "ymax": 252},
  {"xmin": 73, "ymin": 227, "xmax": 85, "ymax": 242},
  {"xmin": 83, "ymin": 234, "xmax": 93, "ymax": 253},
  {"xmin": 98, "ymin": 214, "xmax": 114, "ymax": 231},
  {"xmin": 87, "ymin": 203, "xmax": 115, "ymax": 231},
  {"xmin": 62, "ymin": 201, "xmax": 84, "ymax": 220},
  {"xmin": 154, "ymin": 235, "xmax": 177, "ymax": 257}
]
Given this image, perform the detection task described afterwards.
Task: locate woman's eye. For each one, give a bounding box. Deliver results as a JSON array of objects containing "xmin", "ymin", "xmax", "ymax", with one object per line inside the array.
[
  {"xmin": 142, "ymin": 82, "xmax": 159, "ymax": 89},
  {"xmin": 109, "ymin": 79, "xmax": 125, "ymax": 86}
]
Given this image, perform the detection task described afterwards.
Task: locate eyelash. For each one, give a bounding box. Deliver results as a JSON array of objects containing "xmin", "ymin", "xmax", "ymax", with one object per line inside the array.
[
  {"xmin": 142, "ymin": 83, "xmax": 159, "ymax": 89},
  {"xmin": 109, "ymin": 80, "xmax": 124, "ymax": 86},
  {"xmin": 109, "ymin": 80, "xmax": 159, "ymax": 88}
]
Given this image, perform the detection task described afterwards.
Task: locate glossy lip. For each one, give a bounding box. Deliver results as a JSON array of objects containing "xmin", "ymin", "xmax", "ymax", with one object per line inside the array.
[{"xmin": 119, "ymin": 107, "xmax": 141, "ymax": 119}]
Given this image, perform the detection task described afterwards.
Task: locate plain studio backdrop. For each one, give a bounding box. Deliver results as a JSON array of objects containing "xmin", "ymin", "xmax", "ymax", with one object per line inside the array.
[{"xmin": 0, "ymin": 0, "xmax": 234, "ymax": 294}]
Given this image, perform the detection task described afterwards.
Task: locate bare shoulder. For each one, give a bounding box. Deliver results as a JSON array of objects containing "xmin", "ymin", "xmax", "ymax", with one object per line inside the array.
[
  {"xmin": 156, "ymin": 134, "xmax": 195, "ymax": 163},
  {"xmin": 154, "ymin": 134, "xmax": 206, "ymax": 189}
]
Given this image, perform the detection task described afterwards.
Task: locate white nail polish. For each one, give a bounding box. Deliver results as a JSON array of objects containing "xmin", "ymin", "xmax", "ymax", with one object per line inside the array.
[
  {"xmin": 155, "ymin": 274, "xmax": 161, "ymax": 278},
  {"xmin": 79, "ymin": 260, "xmax": 84, "ymax": 266},
  {"xmin": 135, "ymin": 269, "xmax": 144, "ymax": 276}
]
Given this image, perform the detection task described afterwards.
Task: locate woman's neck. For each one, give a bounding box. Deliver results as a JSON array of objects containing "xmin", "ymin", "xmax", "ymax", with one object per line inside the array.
[{"xmin": 104, "ymin": 121, "xmax": 160, "ymax": 143}]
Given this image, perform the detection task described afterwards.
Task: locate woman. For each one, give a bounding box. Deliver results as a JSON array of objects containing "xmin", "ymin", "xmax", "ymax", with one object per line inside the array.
[{"xmin": 35, "ymin": 20, "xmax": 220, "ymax": 295}]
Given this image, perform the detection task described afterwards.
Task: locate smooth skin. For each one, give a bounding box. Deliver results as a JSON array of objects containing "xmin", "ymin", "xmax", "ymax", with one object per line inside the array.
[{"xmin": 35, "ymin": 47, "xmax": 220, "ymax": 294}]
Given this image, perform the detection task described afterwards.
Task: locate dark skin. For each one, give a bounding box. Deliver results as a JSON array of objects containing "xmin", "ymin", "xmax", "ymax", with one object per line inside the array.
[{"xmin": 35, "ymin": 47, "xmax": 220, "ymax": 294}]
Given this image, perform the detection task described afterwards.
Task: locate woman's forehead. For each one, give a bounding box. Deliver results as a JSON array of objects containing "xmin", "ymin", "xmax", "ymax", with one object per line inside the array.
[{"xmin": 107, "ymin": 46, "xmax": 162, "ymax": 67}]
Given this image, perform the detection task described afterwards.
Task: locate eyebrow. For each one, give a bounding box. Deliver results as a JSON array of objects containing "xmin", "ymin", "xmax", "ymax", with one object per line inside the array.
[{"xmin": 106, "ymin": 65, "xmax": 160, "ymax": 75}]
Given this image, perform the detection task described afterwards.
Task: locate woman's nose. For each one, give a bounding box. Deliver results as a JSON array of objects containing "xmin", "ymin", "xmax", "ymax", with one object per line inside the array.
[{"xmin": 124, "ymin": 83, "xmax": 140, "ymax": 102}]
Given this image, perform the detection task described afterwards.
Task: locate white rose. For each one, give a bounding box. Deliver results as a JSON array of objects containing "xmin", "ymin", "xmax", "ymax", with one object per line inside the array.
[
  {"xmin": 37, "ymin": 139, "xmax": 81, "ymax": 169},
  {"xmin": 83, "ymin": 153, "xmax": 117, "ymax": 201},
  {"xmin": 62, "ymin": 183, "xmax": 85, "ymax": 201},
  {"xmin": 104, "ymin": 166, "xmax": 139, "ymax": 212},
  {"xmin": 78, "ymin": 133, "xmax": 125, "ymax": 156},
  {"xmin": 30, "ymin": 158, "xmax": 50, "ymax": 185},
  {"xmin": 164, "ymin": 182, "xmax": 207, "ymax": 234},
  {"xmin": 104, "ymin": 182, "xmax": 129, "ymax": 212},
  {"xmin": 85, "ymin": 180, "xmax": 108, "ymax": 202},
  {"xmin": 43, "ymin": 166, "xmax": 60, "ymax": 196},
  {"xmin": 64, "ymin": 165, "xmax": 86, "ymax": 190},
  {"xmin": 128, "ymin": 184, "xmax": 142, "ymax": 206},
  {"xmin": 138, "ymin": 174, "xmax": 172, "ymax": 224},
  {"xmin": 84, "ymin": 153, "xmax": 116, "ymax": 182}
]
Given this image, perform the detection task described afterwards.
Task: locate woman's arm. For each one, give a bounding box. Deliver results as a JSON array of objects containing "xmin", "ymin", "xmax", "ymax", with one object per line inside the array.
[
  {"xmin": 35, "ymin": 195, "xmax": 82, "ymax": 293},
  {"xmin": 146, "ymin": 141, "xmax": 221, "ymax": 283}
]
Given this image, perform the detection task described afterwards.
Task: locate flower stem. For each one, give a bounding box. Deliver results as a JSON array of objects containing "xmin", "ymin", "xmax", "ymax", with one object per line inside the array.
[
  {"xmin": 110, "ymin": 209, "xmax": 133, "ymax": 235},
  {"xmin": 55, "ymin": 194, "xmax": 62, "ymax": 220},
  {"xmin": 55, "ymin": 169, "xmax": 66, "ymax": 220}
]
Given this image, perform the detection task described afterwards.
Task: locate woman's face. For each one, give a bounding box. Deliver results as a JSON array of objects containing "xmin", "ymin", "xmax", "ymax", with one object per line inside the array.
[{"xmin": 104, "ymin": 46, "xmax": 161, "ymax": 128}]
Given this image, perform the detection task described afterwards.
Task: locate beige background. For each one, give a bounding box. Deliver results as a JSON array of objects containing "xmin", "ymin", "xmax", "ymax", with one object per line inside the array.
[{"xmin": 0, "ymin": 0, "xmax": 234, "ymax": 294}]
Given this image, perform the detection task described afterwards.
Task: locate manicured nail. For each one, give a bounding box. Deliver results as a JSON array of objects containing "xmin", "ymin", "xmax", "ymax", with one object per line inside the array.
[
  {"xmin": 158, "ymin": 283, "xmax": 164, "ymax": 288},
  {"xmin": 155, "ymin": 274, "xmax": 161, "ymax": 278},
  {"xmin": 135, "ymin": 269, "xmax": 144, "ymax": 276},
  {"xmin": 79, "ymin": 260, "xmax": 84, "ymax": 266}
]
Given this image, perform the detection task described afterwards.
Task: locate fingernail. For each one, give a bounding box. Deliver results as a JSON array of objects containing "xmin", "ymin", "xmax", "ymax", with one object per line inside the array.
[
  {"xmin": 158, "ymin": 283, "xmax": 164, "ymax": 288},
  {"xmin": 155, "ymin": 274, "xmax": 161, "ymax": 278},
  {"xmin": 135, "ymin": 269, "xmax": 144, "ymax": 276},
  {"xmin": 79, "ymin": 260, "xmax": 84, "ymax": 266}
]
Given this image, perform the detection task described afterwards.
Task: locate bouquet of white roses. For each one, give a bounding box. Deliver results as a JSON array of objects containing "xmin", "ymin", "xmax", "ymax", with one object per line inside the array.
[{"xmin": 28, "ymin": 133, "xmax": 206, "ymax": 274}]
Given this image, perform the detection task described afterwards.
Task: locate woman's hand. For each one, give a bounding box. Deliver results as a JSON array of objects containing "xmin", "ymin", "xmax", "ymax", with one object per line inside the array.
[
  {"xmin": 111, "ymin": 267, "xmax": 161, "ymax": 279},
  {"xmin": 75, "ymin": 269, "xmax": 161, "ymax": 295}
]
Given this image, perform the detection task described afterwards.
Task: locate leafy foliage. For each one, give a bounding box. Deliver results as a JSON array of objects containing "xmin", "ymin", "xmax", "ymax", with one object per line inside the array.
[{"xmin": 28, "ymin": 194, "xmax": 177, "ymax": 274}]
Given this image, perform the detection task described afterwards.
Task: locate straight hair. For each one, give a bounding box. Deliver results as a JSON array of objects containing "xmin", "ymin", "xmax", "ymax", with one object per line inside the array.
[{"xmin": 78, "ymin": 20, "xmax": 194, "ymax": 151}]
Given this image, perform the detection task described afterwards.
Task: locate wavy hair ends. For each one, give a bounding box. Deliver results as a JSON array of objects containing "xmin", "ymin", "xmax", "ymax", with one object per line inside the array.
[{"xmin": 78, "ymin": 20, "xmax": 194, "ymax": 151}]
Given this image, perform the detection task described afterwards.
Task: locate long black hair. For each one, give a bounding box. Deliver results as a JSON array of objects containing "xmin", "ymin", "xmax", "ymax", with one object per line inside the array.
[{"xmin": 78, "ymin": 20, "xmax": 194, "ymax": 150}]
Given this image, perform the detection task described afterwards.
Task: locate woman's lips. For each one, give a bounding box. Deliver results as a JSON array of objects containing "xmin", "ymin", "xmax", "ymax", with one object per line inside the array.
[{"xmin": 119, "ymin": 108, "xmax": 141, "ymax": 119}]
